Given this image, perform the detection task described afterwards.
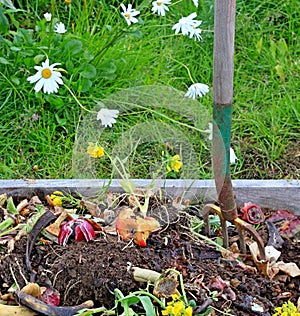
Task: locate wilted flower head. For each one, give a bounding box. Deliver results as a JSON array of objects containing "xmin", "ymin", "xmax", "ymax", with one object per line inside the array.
[
  {"xmin": 27, "ymin": 58, "xmax": 64, "ymax": 94},
  {"xmin": 185, "ymin": 83, "xmax": 209, "ymax": 99},
  {"xmin": 97, "ymin": 108, "xmax": 119, "ymax": 127},
  {"xmin": 172, "ymin": 12, "xmax": 201, "ymax": 36},
  {"xmin": 151, "ymin": 0, "xmax": 171, "ymax": 16},
  {"xmin": 120, "ymin": 3, "xmax": 140, "ymax": 26},
  {"xmin": 54, "ymin": 22, "xmax": 67, "ymax": 33},
  {"xmin": 58, "ymin": 219, "xmax": 95, "ymax": 246},
  {"xmin": 87, "ymin": 143, "xmax": 104, "ymax": 158},
  {"xmin": 44, "ymin": 12, "xmax": 52, "ymax": 22}
]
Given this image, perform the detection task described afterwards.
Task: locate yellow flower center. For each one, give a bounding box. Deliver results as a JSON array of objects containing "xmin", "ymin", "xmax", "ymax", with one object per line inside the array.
[
  {"xmin": 157, "ymin": 1, "xmax": 162, "ymax": 5},
  {"xmin": 125, "ymin": 13, "xmax": 130, "ymax": 19},
  {"xmin": 42, "ymin": 68, "xmax": 52, "ymax": 79}
]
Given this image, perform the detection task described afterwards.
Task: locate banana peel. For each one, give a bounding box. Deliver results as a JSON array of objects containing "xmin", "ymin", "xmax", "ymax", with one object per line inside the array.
[
  {"xmin": 14, "ymin": 290, "xmax": 94, "ymax": 316},
  {"xmin": 0, "ymin": 304, "xmax": 39, "ymax": 316}
]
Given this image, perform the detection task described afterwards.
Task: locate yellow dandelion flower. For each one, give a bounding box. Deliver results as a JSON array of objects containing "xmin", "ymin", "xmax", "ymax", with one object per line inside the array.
[
  {"xmin": 168, "ymin": 154, "xmax": 182, "ymax": 173},
  {"xmin": 272, "ymin": 301, "xmax": 300, "ymax": 316},
  {"xmin": 171, "ymin": 294, "xmax": 181, "ymax": 301},
  {"xmin": 172, "ymin": 300, "xmax": 185, "ymax": 315},
  {"xmin": 87, "ymin": 143, "xmax": 104, "ymax": 158},
  {"xmin": 184, "ymin": 306, "xmax": 193, "ymax": 316},
  {"xmin": 50, "ymin": 191, "xmax": 64, "ymax": 206},
  {"xmin": 162, "ymin": 305, "xmax": 174, "ymax": 315}
]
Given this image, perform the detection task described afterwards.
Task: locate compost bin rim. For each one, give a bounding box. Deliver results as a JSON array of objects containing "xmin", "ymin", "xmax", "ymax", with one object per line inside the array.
[{"xmin": 0, "ymin": 179, "xmax": 298, "ymax": 214}]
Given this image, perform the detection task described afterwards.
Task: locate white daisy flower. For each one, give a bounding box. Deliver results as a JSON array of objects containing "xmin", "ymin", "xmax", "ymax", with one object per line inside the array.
[
  {"xmin": 189, "ymin": 25, "xmax": 202, "ymax": 41},
  {"xmin": 54, "ymin": 22, "xmax": 67, "ymax": 34},
  {"xmin": 230, "ymin": 147, "xmax": 238, "ymax": 164},
  {"xmin": 97, "ymin": 108, "xmax": 119, "ymax": 127},
  {"xmin": 44, "ymin": 12, "xmax": 52, "ymax": 22},
  {"xmin": 192, "ymin": 0, "xmax": 198, "ymax": 7},
  {"xmin": 172, "ymin": 12, "xmax": 201, "ymax": 36},
  {"xmin": 185, "ymin": 83, "xmax": 209, "ymax": 99},
  {"xmin": 120, "ymin": 3, "xmax": 140, "ymax": 26},
  {"xmin": 151, "ymin": 0, "xmax": 171, "ymax": 16},
  {"xmin": 27, "ymin": 58, "xmax": 64, "ymax": 94}
]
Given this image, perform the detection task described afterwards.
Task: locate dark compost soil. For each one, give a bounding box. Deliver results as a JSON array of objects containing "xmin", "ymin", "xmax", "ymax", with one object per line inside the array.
[{"xmin": 0, "ymin": 197, "xmax": 299, "ymax": 316}]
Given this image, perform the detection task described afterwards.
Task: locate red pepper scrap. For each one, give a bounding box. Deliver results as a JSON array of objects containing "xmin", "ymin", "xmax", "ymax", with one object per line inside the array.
[{"xmin": 240, "ymin": 202, "xmax": 265, "ymax": 225}]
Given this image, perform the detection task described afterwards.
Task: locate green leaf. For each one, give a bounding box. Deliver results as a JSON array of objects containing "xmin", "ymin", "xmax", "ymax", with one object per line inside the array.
[
  {"xmin": 0, "ymin": 57, "xmax": 9, "ymax": 64},
  {"xmin": 277, "ymin": 38, "xmax": 288, "ymax": 58},
  {"xmin": 0, "ymin": 7, "xmax": 9, "ymax": 34},
  {"xmin": 120, "ymin": 295, "xmax": 140, "ymax": 307},
  {"xmin": 275, "ymin": 64, "xmax": 285, "ymax": 82},
  {"xmin": 11, "ymin": 76, "xmax": 20, "ymax": 85},
  {"xmin": 34, "ymin": 54, "xmax": 46, "ymax": 64},
  {"xmin": 139, "ymin": 296, "xmax": 156, "ymax": 316},
  {"xmin": 7, "ymin": 197, "xmax": 18, "ymax": 214},
  {"xmin": 119, "ymin": 180, "xmax": 136, "ymax": 194},
  {"xmin": 63, "ymin": 39, "xmax": 83, "ymax": 55},
  {"xmin": 10, "ymin": 46, "xmax": 21, "ymax": 51},
  {"xmin": 255, "ymin": 37, "xmax": 263, "ymax": 54},
  {"xmin": 83, "ymin": 50, "xmax": 94, "ymax": 61},
  {"xmin": 65, "ymin": 59, "xmax": 74, "ymax": 72},
  {"xmin": 55, "ymin": 113, "xmax": 67, "ymax": 125},
  {"xmin": 78, "ymin": 78, "xmax": 93, "ymax": 93},
  {"xmin": 269, "ymin": 39, "xmax": 276, "ymax": 60},
  {"xmin": 80, "ymin": 64, "xmax": 97, "ymax": 79},
  {"xmin": 0, "ymin": 0, "xmax": 16, "ymax": 9},
  {"xmin": 98, "ymin": 61, "xmax": 117, "ymax": 79},
  {"xmin": 127, "ymin": 29, "xmax": 143, "ymax": 38}
]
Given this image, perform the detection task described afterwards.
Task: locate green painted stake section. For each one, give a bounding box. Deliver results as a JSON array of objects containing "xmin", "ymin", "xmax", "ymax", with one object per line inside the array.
[{"xmin": 212, "ymin": 0, "xmax": 237, "ymax": 217}]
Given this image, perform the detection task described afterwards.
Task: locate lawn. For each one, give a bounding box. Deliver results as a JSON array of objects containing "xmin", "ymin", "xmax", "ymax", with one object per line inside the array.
[{"xmin": 0, "ymin": 0, "xmax": 299, "ymax": 180}]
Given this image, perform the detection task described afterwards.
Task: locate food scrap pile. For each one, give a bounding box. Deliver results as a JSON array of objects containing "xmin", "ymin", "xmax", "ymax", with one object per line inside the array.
[{"xmin": 0, "ymin": 191, "xmax": 299, "ymax": 316}]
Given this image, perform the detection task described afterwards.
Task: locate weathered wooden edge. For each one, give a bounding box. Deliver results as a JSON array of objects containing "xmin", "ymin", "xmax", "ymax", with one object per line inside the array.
[{"xmin": 0, "ymin": 179, "xmax": 299, "ymax": 215}]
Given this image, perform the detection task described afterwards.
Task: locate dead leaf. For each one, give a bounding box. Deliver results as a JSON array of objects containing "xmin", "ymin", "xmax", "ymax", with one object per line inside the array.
[
  {"xmin": 81, "ymin": 200, "xmax": 101, "ymax": 217},
  {"xmin": 275, "ymin": 262, "xmax": 300, "ymax": 277},
  {"xmin": 267, "ymin": 210, "xmax": 300, "ymax": 238},
  {"xmin": 249, "ymin": 242, "xmax": 300, "ymax": 279},
  {"xmin": 46, "ymin": 210, "xmax": 69, "ymax": 237},
  {"xmin": 266, "ymin": 221, "xmax": 284, "ymax": 249}
]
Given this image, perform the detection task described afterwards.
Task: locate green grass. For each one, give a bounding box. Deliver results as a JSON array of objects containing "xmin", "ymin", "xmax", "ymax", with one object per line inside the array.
[{"xmin": 0, "ymin": 0, "xmax": 299, "ymax": 180}]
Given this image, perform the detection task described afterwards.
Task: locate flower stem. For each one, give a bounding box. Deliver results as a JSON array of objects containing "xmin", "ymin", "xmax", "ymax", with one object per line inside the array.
[
  {"xmin": 169, "ymin": 56, "xmax": 196, "ymax": 83},
  {"xmin": 191, "ymin": 230, "xmax": 227, "ymax": 252},
  {"xmin": 115, "ymin": 100, "xmax": 209, "ymax": 134},
  {"xmin": 64, "ymin": 84, "xmax": 94, "ymax": 113}
]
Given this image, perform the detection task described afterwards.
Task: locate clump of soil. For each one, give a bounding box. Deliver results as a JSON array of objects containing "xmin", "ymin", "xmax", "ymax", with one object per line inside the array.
[{"xmin": 0, "ymin": 205, "xmax": 299, "ymax": 316}]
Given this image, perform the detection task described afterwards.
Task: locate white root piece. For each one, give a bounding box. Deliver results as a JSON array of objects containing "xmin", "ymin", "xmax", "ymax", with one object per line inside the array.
[
  {"xmin": 16, "ymin": 199, "xmax": 29, "ymax": 212},
  {"xmin": 132, "ymin": 267, "xmax": 161, "ymax": 283}
]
